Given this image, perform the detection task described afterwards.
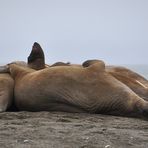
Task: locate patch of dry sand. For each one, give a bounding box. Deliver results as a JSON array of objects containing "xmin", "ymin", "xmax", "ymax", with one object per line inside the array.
[{"xmin": 0, "ymin": 112, "xmax": 148, "ymax": 148}]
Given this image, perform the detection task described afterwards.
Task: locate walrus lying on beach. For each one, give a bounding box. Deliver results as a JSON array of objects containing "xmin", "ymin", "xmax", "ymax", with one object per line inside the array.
[
  {"xmin": 106, "ymin": 66, "xmax": 148, "ymax": 101},
  {"xmin": 4, "ymin": 59, "xmax": 148, "ymax": 118},
  {"xmin": 0, "ymin": 73, "xmax": 14, "ymax": 112},
  {"xmin": 50, "ymin": 60, "xmax": 148, "ymax": 101},
  {"xmin": 0, "ymin": 42, "xmax": 148, "ymax": 116},
  {"xmin": 0, "ymin": 61, "xmax": 28, "ymax": 112},
  {"xmin": 0, "ymin": 43, "xmax": 46, "ymax": 112},
  {"xmin": 28, "ymin": 42, "xmax": 148, "ymax": 102}
]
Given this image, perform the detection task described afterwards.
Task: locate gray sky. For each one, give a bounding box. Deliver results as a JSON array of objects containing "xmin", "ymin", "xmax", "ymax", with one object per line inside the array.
[{"xmin": 0, "ymin": 0, "xmax": 148, "ymax": 65}]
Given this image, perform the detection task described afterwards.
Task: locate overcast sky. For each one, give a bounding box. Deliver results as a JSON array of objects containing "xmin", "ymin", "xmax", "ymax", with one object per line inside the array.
[{"xmin": 0, "ymin": 0, "xmax": 148, "ymax": 65}]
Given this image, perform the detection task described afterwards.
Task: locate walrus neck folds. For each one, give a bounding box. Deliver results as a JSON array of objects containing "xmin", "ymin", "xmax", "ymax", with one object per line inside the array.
[{"xmin": 9, "ymin": 64, "xmax": 34, "ymax": 80}]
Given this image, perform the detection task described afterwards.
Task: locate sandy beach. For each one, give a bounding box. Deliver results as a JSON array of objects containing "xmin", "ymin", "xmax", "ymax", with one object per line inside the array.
[{"xmin": 0, "ymin": 111, "xmax": 147, "ymax": 148}]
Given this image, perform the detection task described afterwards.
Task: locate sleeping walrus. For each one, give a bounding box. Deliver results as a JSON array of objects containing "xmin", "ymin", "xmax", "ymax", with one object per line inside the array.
[
  {"xmin": 5, "ymin": 59, "xmax": 148, "ymax": 118},
  {"xmin": 0, "ymin": 42, "xmax": 46, "ymax": 112},
  {"xmin": 50, "ymin": 60, "xmax": 148, "ymax": 101},
  {"xmin": 28, "ymin": 42, "xmax": 148, "ymax": 102},
  {"xmin": 106, "ymin": 65, "xmax": 148, "ymax": 101},
  {"xmin": 0, "ymin": 73, "xmax": 14, "ymax": 112}
]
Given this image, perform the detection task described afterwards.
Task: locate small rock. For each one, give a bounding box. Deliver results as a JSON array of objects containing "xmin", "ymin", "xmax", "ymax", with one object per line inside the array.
[
  {"xmin": 105, "ymin": 145, "xmax": 111, "ymax": 148},
  {"xmin": 23, "ymin": 140, "xmax": 29, "ymax": 143},
  {"xmin": 130, "ymin": 136, "xmax": 133, "ymax": 139}
]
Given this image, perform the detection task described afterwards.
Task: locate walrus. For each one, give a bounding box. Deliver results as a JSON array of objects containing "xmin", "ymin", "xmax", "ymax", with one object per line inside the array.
[
  {"xmin": 0, "ymin": 62, "xmax": 28, "ymax": 112},
  {"xmin": 106, "ymin": 65, "xmax": 148, "ymax": 101},
  {"xmin": 50, "ymin": 60, "xmax": 148, "ymax": 101},
  {"xmin": 26, "ymin": 42, "xmax": 148, "ymax": 102},
  {"xmin": 0, "ymin": 42, "xmax": 46, "ymax": 112},
  {"xmin": 83, "ymin": 60, "xmax": 148, "ymax": 101},
  {"xmin": 5, "ymin": 59, "xmax": 148, "ymax": 118},
  {"xmin": 0, "ymin": 73, "xmax": 14, "ymax": 112}
]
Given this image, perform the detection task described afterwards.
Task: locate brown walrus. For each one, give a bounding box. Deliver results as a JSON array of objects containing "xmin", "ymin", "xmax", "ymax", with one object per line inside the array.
[
  {"xmin": 50, "ymin": 60, "xmax": 148, "ymax": 101},
  {"xmin": 26, "ymin": 42, "xmax": 148, "ymax": 102},
  {"xmin": 106, "ymin": 65, "xmax": 148, "ymax": 101},
  {"xmin": 0, "ymin": 73, "xmax": 14, "ymax": 112},
  {"xmin": 0, "ymin": 61, "xmax": 27, "ymax": 112},
  {"xmin": 0, "ymin": 42, "xmax": 46, "ymax": 112},
  {"xmin": 6, "ymin": 60, "xmax": 148, "ymax": 118}
]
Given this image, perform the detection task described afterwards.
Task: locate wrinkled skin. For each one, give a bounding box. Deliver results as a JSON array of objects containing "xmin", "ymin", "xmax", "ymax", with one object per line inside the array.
[
  {"xmin": 6, "ymin": 60, "xmax": 148, "ymax": 118},
  {"xmin": 0, "ymin": 42, "xmax": 148, "ymax": 116},
  {"xmin": 28, "ymin": 42, "xmax": 148, "ymax": 102},
  {"xmin": 50, "ymin": 60, "xmax": 148, "ymax": 101},
  {"xmin": 106, "ymin": 66, "xmax": 148, "ymax": 101}
]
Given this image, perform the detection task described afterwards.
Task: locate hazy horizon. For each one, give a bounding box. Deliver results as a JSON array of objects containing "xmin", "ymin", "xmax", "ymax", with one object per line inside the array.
[{"xmin": 0, "ymin": 0, "xmax": 148, "ymax": 65}]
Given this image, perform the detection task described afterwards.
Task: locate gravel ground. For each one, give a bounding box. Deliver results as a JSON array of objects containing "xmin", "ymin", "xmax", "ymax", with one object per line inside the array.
[{"xmin": 0, "ymin": 112, "xmax": 147, "ymax": 148}]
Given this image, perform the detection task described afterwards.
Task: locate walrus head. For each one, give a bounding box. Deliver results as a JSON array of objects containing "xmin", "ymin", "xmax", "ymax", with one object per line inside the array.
[
  {"xmin": 27, "ymin": 42, "xmax": 45, "ymax": 70},
  {"xmin": 0, "ymin": 61, "xmax": 27, "ymax": 74},
  {"xmin": 82, "ymin": 59, "xmax": 105, "ymax": 72},
  {"xmin": 50, "ymin": 62, "xmax": 70, "ymax": 67}
]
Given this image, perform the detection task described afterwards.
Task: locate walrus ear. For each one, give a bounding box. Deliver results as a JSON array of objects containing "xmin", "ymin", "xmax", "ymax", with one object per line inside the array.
[{"xmin": 82, "ymin": 59, "xmax": 105, "ymax": 72}]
